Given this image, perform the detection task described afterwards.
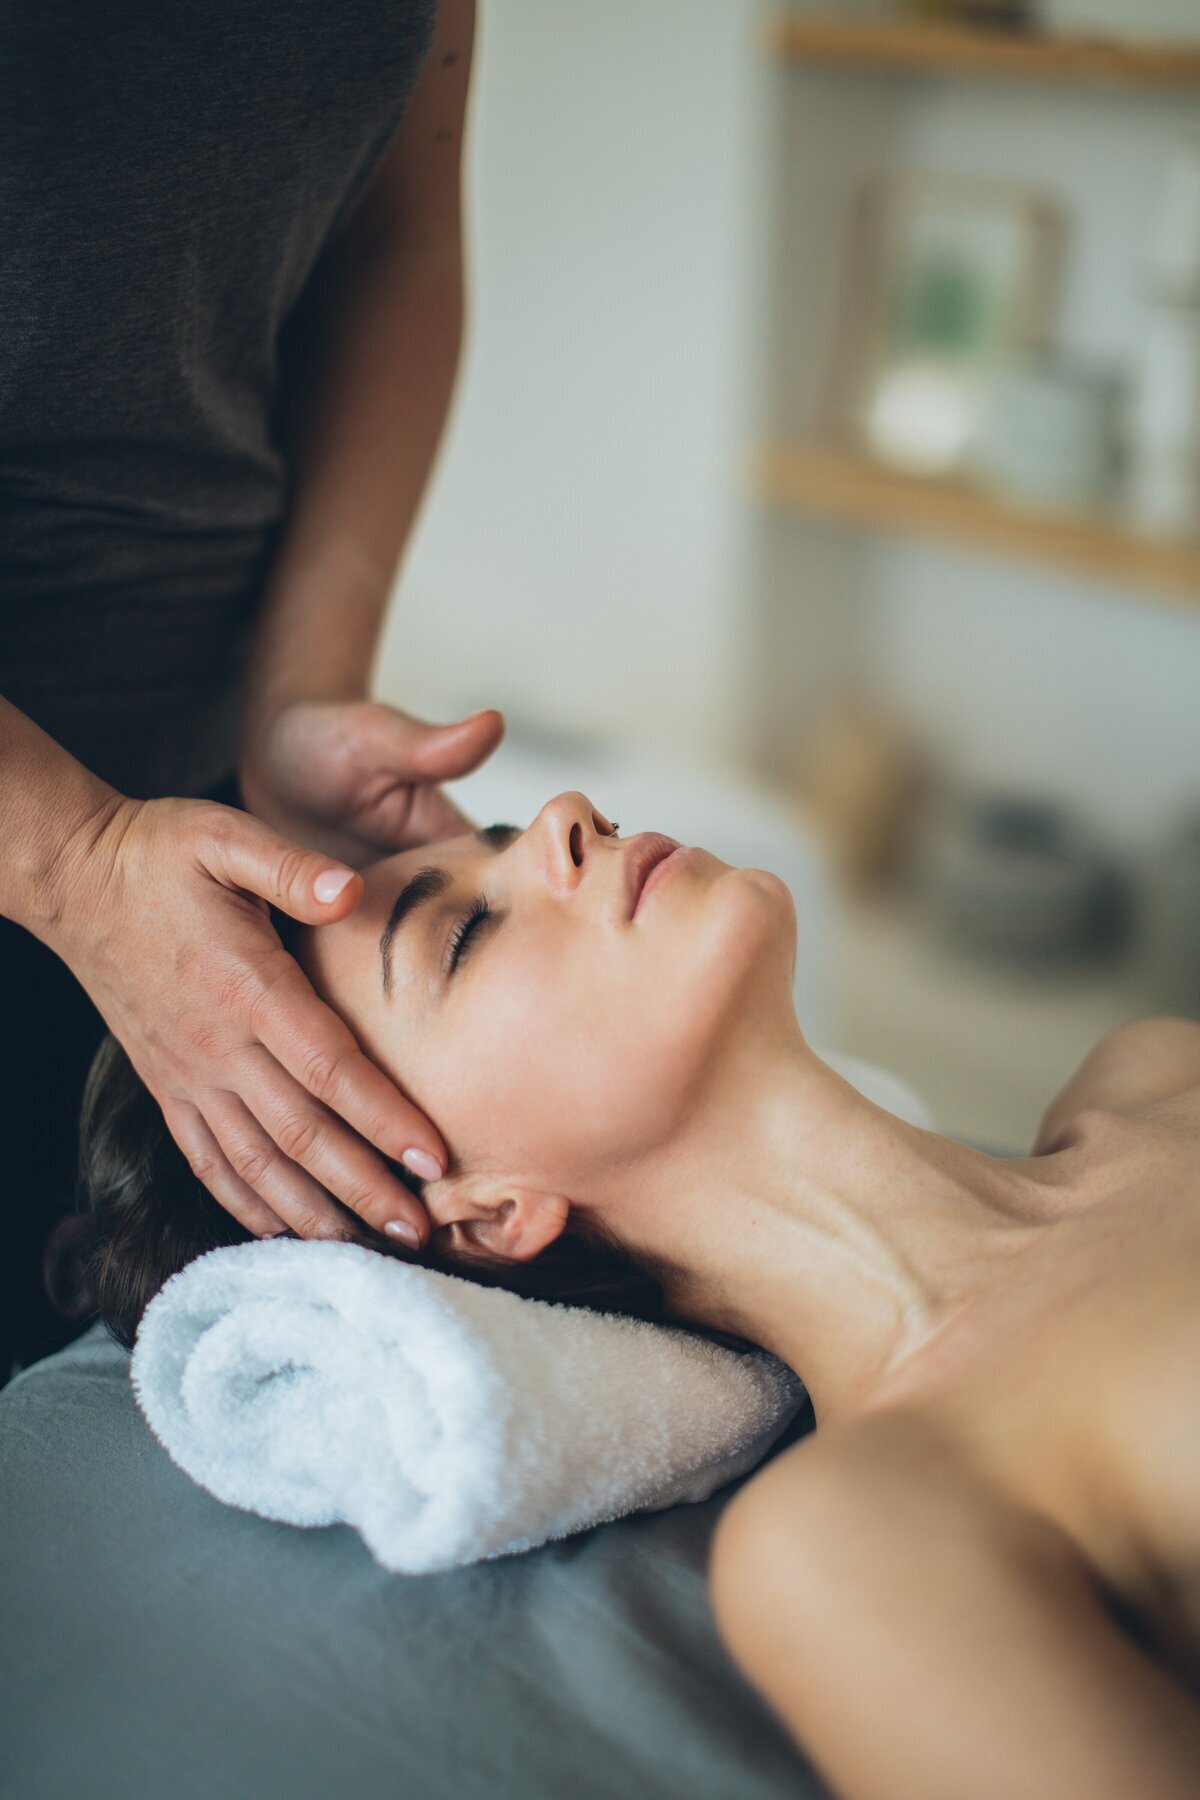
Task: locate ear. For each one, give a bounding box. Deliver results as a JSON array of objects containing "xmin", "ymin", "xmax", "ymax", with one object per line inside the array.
[{"xmin": 423, "ymin": 1172, "xmax": 569, "ymax": 1264}]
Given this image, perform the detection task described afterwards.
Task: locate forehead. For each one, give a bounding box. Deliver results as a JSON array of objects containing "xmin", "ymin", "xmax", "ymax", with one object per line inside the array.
[{"xmin": 359, "ymin": 830, "xmax": 479, "ymax": 912}]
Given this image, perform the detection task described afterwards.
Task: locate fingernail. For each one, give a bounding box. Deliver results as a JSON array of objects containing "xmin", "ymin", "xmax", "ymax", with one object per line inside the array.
[
  {"xmin": 314, "ymin": 868, "xmax": 354, "ymax": 904},
  {"xmin": 384, "ymin": 1219, "xmax": 421, "ymax": 1249},
  {"xmin": 401, "ymin": 1147, "xmax": 443, "ymax": 1183}
]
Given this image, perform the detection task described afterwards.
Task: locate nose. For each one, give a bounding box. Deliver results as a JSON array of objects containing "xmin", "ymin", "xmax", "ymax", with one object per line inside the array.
[{"xmin": 530, "ymin": 791, "xmax": 614, "ymax": 894}]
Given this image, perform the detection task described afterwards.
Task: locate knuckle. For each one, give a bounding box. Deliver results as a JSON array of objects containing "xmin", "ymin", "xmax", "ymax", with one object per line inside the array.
[
  {"xmin": 243, "ymin": 953, "xmax": 298, "ymax": 1034},
  {"xmin": 186, "ymin": 1018, "xmax": 223, "ymax": 1062},
  {"xmin": 289, "ymin": 1207, "xmax": 342, "ymax": 1242},
  {"xmin": 216, "ymin": 962, "xmax": 263, "ymax": 1017},
  {"xmin": 183, "ymin": 1144, "xmax": 223, "ymax": 1188},
  {"xmin": 271, "ymin": 845, "xmax": 315, "ymax": 904},
  {"xmin": 301, "ymin": 1045, "xmax": 348, "ymax": 1106},
  {"xmin": 337, "ymin": 1175, "xmax": 385, "ymax": 1220},
  {"xmin": 227, "ymin": 1136, "xmax": 277, "ymax": 1190},
  {"xmin": 274, "ymin": 1111, "xmax": 324, "ymax": 1165}
]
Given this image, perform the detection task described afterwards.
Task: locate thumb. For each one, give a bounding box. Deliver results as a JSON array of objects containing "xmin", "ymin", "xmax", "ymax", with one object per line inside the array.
[
  {"xmin": 203, "ymin": 812, "xmax": 364, "ymax": 924},
  {"xmin": 389, "ymin": 707, "xmax": 506, "ymax": 783}
]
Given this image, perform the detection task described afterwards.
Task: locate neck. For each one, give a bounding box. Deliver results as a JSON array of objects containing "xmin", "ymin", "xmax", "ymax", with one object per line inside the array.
[{"xmin": 601, "ymin": 1040, "xmax": 1057, "ymax": 1421}]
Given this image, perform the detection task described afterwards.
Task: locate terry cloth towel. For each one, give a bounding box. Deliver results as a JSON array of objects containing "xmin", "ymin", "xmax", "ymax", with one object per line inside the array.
[{"xmin": 130, "ymin": 1240, "xmax": 805, "ymax": 1575}]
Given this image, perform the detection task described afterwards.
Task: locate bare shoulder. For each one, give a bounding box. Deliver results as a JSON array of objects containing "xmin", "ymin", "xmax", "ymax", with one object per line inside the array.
[
  {"xmin": 1033, "ymin": 1016, "xmax": 1200, "ymax": 1154},
  {"xmin": 711, "ymin": 1408, "xmax": 1059, "ymax": 1646},
  {"xmin": 710, "ymin": 1412, "xmax": 1200, "ymax": 1798}
]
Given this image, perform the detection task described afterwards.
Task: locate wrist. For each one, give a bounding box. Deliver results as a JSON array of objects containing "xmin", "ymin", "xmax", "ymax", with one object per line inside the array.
[
  {"xmin": 239, "ymin": 690, "xmax": 369, "ymax": 786},
  {"xmin": 36, "ymin": 792, "xmax": 142, "ymax": 962},
  {"xmin": 0, "ymin": 697, "xmax": 133, "ymax": 946}
]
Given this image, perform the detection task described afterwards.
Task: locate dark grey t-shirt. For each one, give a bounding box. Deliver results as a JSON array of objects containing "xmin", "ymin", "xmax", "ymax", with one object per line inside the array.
[{"xmin": 0, "ymin": 0, "xmax": 438, "ymax": 797}]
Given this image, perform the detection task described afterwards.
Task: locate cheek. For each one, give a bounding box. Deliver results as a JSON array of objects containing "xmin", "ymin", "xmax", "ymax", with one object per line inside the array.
[{"xmin": 424, "ymin": 923, "xmax": 617, "ymax": 1174}]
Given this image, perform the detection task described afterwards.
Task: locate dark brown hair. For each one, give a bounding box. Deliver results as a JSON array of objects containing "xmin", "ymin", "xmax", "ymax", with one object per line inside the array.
[{"xmin": 46, "ymin": 1032, "xmax": 671, "ymax": 1352}]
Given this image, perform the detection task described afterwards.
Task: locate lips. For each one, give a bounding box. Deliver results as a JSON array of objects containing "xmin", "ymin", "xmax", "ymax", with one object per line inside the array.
[{"xmin": 626, "ymin": 833, "xmax": 680, "ymax": 918}]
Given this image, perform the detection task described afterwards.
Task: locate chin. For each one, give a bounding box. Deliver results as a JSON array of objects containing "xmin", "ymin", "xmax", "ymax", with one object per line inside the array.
[
  {"xmin": 716, "ymin": 862, "xmax": 797, "ymax": 947},
  {"xmin": 678, "ymin": 861, "xmax": 797, "ymax": 1014}
]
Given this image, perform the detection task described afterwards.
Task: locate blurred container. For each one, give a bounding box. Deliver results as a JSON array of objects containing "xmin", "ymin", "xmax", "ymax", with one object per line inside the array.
[
  {"xmin": 796, "ymin": 702, "xmax": 927, "ymax": 893},
  {"xmin": 919, "ymin": 793, "xmax": 1126, "ymax": 967},
  {"xmin": 903, "ymin": 1, "xmax": 1032, "ymax": 24},
  {"xmin": 1128, "ymin": 135, "xmax": 1200, "ymax": 539},
  {"xmin": 1139, "ymin": 809, "xmax": 1200, "ymax": 1018},
  {"xmin": 1039, "ymin": 1, "xmax": 1200, "ymax": 42},
  {"xmin": 973, "ymin": 350, "xmax": 1125, "ymax": 515}
]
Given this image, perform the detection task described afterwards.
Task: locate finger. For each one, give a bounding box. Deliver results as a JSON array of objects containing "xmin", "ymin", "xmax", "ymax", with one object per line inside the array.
[
  {"xmin": 251, "ymin": 955, "xmax": 447, "ymax": 1179},
  {"xmin": 160, "ymin": 1097, "xmax": 289, "ymax": 1238},
  {"xmin": 380, "ymin": 707, "xmax": 506, "ymax": 783},
  {"xmin": 235, "ymin": 1047, "xmax": 431, "ymax": 1247},
  {"xmin": 203, "ymin": 1089, "xmax": 363, "ymax": 1243},
  {"xmin": 199, "ymin": 810, "xmax": 365, "ymax": 925}
]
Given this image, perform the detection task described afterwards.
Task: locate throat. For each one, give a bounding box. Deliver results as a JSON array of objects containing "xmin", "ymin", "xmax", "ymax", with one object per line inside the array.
[{"xmin": 620, "ymin": 1048, "xmax": 1050, "ymax": 1423}]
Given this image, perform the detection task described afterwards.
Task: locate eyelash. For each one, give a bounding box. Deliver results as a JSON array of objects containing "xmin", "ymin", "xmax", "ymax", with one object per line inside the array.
[{"xmin": 446, "ymin": 895, "xmax": 493, "ymax": 975}]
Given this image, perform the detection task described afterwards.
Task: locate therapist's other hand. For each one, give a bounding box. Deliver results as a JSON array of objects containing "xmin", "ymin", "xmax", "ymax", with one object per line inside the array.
[
  {"xmin": 240, "ymin": 700, "xmax": 505, "ymax": 867},
  {"xmin": 56, "ymin": 795, "xmax": 441, "ymax": 1246}
]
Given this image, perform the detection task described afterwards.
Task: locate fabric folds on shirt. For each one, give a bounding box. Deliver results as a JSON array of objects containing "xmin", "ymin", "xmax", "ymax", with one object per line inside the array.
[{"xmin": 0, "ymin": 0, "xmax": 438, "ymax": 796}]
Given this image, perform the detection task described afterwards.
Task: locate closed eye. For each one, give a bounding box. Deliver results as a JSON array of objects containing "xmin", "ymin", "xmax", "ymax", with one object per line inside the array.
[{"xmin": 445, "ymin": 895, "xmax": 499, "ymax": 975}]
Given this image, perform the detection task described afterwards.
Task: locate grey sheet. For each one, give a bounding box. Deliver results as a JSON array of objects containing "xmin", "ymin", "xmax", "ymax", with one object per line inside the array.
[{"xmin": 0, "ymin": 1322, "xmax": 826, "ymax": 1800}]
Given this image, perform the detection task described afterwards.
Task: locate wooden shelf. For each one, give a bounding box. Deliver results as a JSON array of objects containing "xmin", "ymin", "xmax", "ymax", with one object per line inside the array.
[
  {"xmin": 753, "ymin": 442, "xmax": 1200, "ymax": 606},
  {"xmin": 763, "ymin": 18, "xmax": 1200, "ymax": 90}
]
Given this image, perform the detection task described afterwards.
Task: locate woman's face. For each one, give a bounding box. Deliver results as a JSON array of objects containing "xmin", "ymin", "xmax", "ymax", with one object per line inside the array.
[{"xmin": 302, "ymin": 791, "xmax": 797, "ymax": 1202}]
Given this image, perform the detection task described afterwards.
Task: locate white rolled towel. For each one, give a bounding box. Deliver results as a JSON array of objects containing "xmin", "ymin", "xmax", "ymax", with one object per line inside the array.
[{"xmin": 130, "ymin": 1238, "xmax": 805, "ymax": 1575}]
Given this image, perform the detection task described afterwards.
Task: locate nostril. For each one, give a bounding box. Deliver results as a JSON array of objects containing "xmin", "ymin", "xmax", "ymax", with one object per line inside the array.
[{"xmin": 568, "ymin": 822, "xmax": 584, "ymax": 867}]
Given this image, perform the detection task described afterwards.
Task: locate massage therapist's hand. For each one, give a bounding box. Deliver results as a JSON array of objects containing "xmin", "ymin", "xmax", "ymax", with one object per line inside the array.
[
  {"xmin": 240, "ymin": 699, "xmax": 506, "ymax": 867},
  {"xmin": 53, "ymin": 795, "xmax": 442, "ymax": 1247}
]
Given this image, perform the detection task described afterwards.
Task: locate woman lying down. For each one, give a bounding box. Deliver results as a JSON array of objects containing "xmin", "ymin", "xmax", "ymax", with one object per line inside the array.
[{"xmin": 67, "ymin": 791, "xmax": 1200, "ymax": 1798}]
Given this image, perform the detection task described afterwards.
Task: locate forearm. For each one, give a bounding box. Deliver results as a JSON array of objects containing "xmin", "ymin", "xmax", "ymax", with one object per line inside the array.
[
  {"xmin": 0, "ymin": 695, "xmax": 123, "ymax": 944},
  {"xmin": 244, "ymin": 229, "xmax": 465, "ymax": 731}
]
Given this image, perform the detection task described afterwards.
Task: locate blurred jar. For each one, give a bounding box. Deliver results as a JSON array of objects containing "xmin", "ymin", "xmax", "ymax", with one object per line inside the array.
[
  {"xmin": 1139, "ymin": 809, "xmax": 1200, "ymax": 1018},
  {"xmin": 1128, "ymin": 135, "xmax": 1200, "ymax": 539},
  {"xmin": 1038, "ymin": 1, "xmax": 1200, "ymax": 41},
  {"xmin": 919, "ymin": 793, "xmax": 1126, "ymax": 968},
  {"xmin": 972, "ymin": 350, "xmax": 1125, "ymax": 515}
]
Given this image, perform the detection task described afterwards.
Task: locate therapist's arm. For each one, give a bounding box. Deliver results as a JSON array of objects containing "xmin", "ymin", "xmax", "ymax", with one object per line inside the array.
[{"xmin": 240, "ymin": 0, "xmax": 501, "ymax": 868}]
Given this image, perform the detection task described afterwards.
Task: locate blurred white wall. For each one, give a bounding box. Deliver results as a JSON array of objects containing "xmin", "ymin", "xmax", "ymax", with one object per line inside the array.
[
  {"xmin": 378, "ymin": 0, "xmax": 769, "ymax": 767},
  {"xmin": 381, "ymin": 0, "xmax": 1200, "ymax": 856}
]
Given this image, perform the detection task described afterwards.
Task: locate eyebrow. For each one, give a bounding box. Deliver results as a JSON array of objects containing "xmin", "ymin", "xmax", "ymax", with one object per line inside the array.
[{"xmin": 379, "ymin": 823, "xmax": 522, "ymax": 996}]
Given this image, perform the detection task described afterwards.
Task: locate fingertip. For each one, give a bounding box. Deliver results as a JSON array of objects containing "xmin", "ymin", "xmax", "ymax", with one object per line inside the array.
[
  {"xmin": 313, "ymin": 867, "xmax": 355, "ymax": 905},
  {"xmin": 401, "ymin": 1146, "xmax": 444, "ymax": 1184},
  {"xmin": 384, "ymin": 1218, "xmax": 423, "ymax": 1250}
]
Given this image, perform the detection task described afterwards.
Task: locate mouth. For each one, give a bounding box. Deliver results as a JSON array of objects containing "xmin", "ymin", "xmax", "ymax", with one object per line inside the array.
[{"xmin": 626, "ymin": 833, "xmax": 681, "ymax": 919}]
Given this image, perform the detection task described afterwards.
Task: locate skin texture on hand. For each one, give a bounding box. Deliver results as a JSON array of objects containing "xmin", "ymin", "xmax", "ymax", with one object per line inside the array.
[
  {"xmin": 239, "ymin": 700, "xmax": 505, "ymax": 866},
  {"xmin": 52, "ymin": 793, "xmax": 448, "ymax": 1246}
]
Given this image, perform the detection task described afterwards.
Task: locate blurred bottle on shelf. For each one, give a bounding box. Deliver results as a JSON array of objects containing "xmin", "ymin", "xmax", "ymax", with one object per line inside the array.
[
  {"xmin": 900, "ymin": 1, "xmax": 1033, "ymax": 27},
  {"xmin": 973, "ymin": 349, "xmax": 1126, "ymax": 516},
  {"xmin": 1128, "ymin": 134, "xmax": 1200, "ymax": 540},
  {"xmin": 1038, "ymin": 1, "xmax": 1200, "ymax": 43}
]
